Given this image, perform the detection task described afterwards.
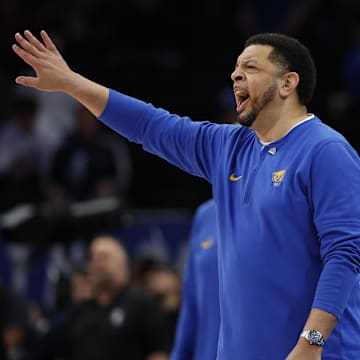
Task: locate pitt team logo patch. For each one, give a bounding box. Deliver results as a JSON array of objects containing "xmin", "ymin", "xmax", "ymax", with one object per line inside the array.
[{"xmin": 272, "ymin": 169, "xmax": 286, "ymax": 187}]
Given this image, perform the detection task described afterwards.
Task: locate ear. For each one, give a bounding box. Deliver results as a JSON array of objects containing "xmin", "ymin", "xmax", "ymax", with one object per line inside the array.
[{"xmin": 279, "ymin": 72, "xmax": 299, "ymax": 99}]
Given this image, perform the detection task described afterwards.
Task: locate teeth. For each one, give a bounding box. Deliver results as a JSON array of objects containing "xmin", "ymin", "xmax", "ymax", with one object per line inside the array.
[
  {"xmin": 235, "ymin": 91, "xmax": 248, "ymax": 105},
  {"xmin": 235, "ymin": 90, "xmax": 248, "ymax": 102}
]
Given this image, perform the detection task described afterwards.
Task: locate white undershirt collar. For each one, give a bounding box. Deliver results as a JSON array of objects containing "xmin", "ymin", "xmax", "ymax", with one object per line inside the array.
[{"xmin": 260, "ymin": 114, "xmax": 315, "ymax": 146}]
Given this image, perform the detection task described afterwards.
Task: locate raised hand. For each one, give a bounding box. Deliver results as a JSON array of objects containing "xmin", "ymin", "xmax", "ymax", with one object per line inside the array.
[
  {"xmin": 12, "ymin": 30, "xmax": 109, "ymax": 116},
  {"xmin": 12, "ymin": 30, "xmax": 75, "ymax": 92}
]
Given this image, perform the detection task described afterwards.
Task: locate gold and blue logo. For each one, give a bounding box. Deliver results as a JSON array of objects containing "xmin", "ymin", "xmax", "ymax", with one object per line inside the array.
[
  {"xmin": 229, "ymin": 173, "xmax": 243, "ymax": 182},
  {"xmin": 272, "ymin": 169, "xmax": 286, "ymax": 187}
]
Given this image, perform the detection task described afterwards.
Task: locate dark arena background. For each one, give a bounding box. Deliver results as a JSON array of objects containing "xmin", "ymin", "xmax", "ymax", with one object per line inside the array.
[{"xmin": 0, "ymin": 0, "xmax": 359, "ymax": 358}]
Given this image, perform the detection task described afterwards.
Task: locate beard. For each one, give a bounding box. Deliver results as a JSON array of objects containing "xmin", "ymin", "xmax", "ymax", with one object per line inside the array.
[{"xmin": 238, "ymin": 82, "xmax": 278, "ymax": 127}]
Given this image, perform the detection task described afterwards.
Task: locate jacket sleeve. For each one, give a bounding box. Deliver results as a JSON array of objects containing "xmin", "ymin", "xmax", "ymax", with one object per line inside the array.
[
  {"xmin": 99, "ymin": 89, "xmax": 236, "ymax": 183},
  {"xmin": 310, "ymin": 140, "xmax": 360, "ymax": 319}
]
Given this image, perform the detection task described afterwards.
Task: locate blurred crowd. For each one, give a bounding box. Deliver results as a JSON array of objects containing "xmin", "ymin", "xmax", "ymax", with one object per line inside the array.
[
  {"xmin": 0, "ymin": 235, "xmax": 181, "ymax": 359},
  {"xmin": 1, "ymin": 0, "xmax": 360, "ymax": 209},
  {"xmin": 0, "ymin": 0, "xmax": 359, "ymax": 358}
]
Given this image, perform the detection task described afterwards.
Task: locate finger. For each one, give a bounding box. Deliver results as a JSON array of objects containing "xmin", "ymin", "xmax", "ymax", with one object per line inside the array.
[
  {"xmin": 24, "ymin": 30, "xmax": 46, "ymax": 52},
  {"xmin": 15, "ymin": 76, "xmax": 40, "ymax": 89},
  {"xmin": 40, "ymin": 30, "xmax": 58, "ymax": 52},
  {"xmin": 12, "ymin": 44, "xmax": 41, "ymax": 68},
  {"xmin": 15, "ymin": 32, "xmax": 42, "ymax": 58}
]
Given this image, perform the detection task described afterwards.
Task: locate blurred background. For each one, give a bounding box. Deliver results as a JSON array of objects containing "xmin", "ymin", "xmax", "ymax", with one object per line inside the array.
[{"xmin": 0, "ymin": 0, "xmax": 359, "ymax": 358}]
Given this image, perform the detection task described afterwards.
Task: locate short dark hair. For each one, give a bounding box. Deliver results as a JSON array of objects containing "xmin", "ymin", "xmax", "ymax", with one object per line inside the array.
[{"xmin": 244, "ymin": 33, "xmax": 317, "ymax": 105}]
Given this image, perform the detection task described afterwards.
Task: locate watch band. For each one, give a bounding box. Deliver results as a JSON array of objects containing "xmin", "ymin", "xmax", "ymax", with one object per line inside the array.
[{"xmin": 300, "ymin": 329, "xmax": 325, "ymax": 346}]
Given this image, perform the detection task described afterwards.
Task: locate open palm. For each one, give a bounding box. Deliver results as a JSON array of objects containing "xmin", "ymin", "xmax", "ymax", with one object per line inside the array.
[{"xmin": 12, "ymin": 30, "xmax": 73, "ymax": 92}]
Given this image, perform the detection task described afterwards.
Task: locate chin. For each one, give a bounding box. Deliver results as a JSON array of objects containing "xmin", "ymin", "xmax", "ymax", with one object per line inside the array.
[{"xmin": 238, "ymin": 112, "xmax": 256, "ymax": 127}]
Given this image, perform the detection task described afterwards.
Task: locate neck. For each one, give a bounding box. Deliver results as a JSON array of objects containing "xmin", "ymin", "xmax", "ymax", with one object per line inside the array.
[{"xmin": 252, "ymin": 103, "xmax": 308, "ymax": 143}]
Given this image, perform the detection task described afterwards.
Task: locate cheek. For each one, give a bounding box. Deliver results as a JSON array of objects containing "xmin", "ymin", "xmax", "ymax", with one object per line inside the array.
[
  {"xmin": 248, "ymin": 88, "xmax": 263, "ymax": 104},
  {"xmin": 247, "ymin": 80, "xmax": 259, "ymax": 99}
]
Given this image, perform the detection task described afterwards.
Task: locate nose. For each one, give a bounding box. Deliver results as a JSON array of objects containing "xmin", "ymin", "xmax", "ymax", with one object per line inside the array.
[{"xmin": 231, "ymin": 69, "xmax": 245, "ymax": 82}]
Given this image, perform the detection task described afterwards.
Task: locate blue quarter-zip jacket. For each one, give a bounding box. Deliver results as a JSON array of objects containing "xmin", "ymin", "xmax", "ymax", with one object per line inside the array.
[{"xmin": 99, "ymin": 90, "xmax": 360, "ymax": 360}]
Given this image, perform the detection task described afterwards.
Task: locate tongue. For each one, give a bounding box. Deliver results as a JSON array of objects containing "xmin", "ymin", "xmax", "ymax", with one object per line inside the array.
[{"xmin": 237, "ymin": 97, "xmax": 250, "ymax": 112}]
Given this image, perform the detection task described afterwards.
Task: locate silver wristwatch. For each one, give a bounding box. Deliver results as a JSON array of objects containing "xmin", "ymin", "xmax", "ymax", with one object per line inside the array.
[{"xmin": 300, "ymin": 330, "xmax": 325, "ymax": 346}]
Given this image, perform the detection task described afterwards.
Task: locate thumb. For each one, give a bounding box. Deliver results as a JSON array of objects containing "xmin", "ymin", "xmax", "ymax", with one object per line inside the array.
[{"xmin": 15, "ymin": 76, "xmax": 40, "ymax": 89}]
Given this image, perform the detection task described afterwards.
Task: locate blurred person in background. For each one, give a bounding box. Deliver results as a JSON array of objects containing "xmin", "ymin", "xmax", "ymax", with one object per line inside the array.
[
  {"xmin": 0, "ymin": 96, "xmax": 46, "ymax": 212},
  {"xmin": 48, "ymin": 106, "xmax": 119, "ymax": 204},
  {"xmin": 32, "ymin": 265, "xmax": 92, "ymax": 360},
  {"xmin": 68, "ymin": 265, "xmax": 92, "ymax": 305},
  {"xmin": 0, "ymin": 283, "xmax": 33, "ymax": 360},
  {"xmin": 47, "ymin": 236, "xmax": 170, "ymax": 360},
  {"xmin": 171, "ymin": 199, "xmax": 219, "ymax": 360},
  {"xmin": 133, "ymin": 257, "xmax": 181, "ymax": 346}
]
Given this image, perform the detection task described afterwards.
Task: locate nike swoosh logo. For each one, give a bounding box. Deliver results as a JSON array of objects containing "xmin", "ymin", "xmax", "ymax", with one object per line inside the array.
[{"xmin": 229, "ymin": 173, "xmax": 243, "ymax": 181}]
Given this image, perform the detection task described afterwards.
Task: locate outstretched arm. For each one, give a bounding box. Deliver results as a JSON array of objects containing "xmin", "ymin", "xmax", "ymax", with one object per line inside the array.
[
  {"xmin": 13, "ymin": 30, "xmax": 243, "ymax": 182},
  {"xmin": 13, "ymin": 30, "xmax": 108, "ymax": 116}
]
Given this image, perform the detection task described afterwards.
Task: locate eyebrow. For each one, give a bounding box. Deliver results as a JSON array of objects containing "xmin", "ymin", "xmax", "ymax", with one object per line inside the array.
[{"xmin": 235, "ymin": 58, "xmax": 259, "ymax": 67}]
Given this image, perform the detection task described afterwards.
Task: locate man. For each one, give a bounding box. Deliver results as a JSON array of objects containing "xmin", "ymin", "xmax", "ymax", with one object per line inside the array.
[
  {"xmin": 49, "ymin": 105, "xmax": 118, "ymax": 202},
  {"xmin": 134, "ymin": 259, "xmax": 181, "ymax": 346},
  {"xmin": 12, "ymin": 31, "xmax": 360, "ymax": 359},
  {"xmin": 51, "ymin": 236, "xmax": 170, "ymax": 360},
  {"xmin": 0, "ymin": 95, "xmax": 46, "ymax": 211},
  {"xmin": 171, "ymin": 199, "xmax": 219, "ymax": 360}
]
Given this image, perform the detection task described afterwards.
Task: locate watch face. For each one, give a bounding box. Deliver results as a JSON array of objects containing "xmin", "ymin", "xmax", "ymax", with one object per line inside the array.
[{"xmin": 308, "ymin": 330, "xmax": 324, "ymax": 345}]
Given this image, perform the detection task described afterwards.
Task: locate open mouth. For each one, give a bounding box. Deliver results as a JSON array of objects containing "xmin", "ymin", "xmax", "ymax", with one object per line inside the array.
[{"xmin": 235, "ymin": 91, "xmax": 250, "ymax": 113}]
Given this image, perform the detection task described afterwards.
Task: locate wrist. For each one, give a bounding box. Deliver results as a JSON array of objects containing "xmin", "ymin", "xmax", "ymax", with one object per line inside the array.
[
  {"xmin": 64, "ymin": 71, "xmax": 84, "ymax": 94},
  {"xmin": 296, "ymin": 337, "xmax": 323, "ymax": 353}
]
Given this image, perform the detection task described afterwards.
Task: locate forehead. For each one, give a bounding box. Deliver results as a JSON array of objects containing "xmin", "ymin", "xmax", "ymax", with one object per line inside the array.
[
  {"xmin": 236, "ymin": 45, "xmax": 274, "ymax": 66},
  {"xmin": 91, "ymin": 239, "xmax": 121, "ymax": 255}
]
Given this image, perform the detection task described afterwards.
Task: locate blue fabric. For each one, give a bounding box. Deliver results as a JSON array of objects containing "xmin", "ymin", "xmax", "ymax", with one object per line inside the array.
[
  {"xmin": 171, "ymin": 199, "xmax": 219, "ymax": 360},
  {"xmin": 100, "ymin": 89, "xmax": 360, "ymax": 360}
]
